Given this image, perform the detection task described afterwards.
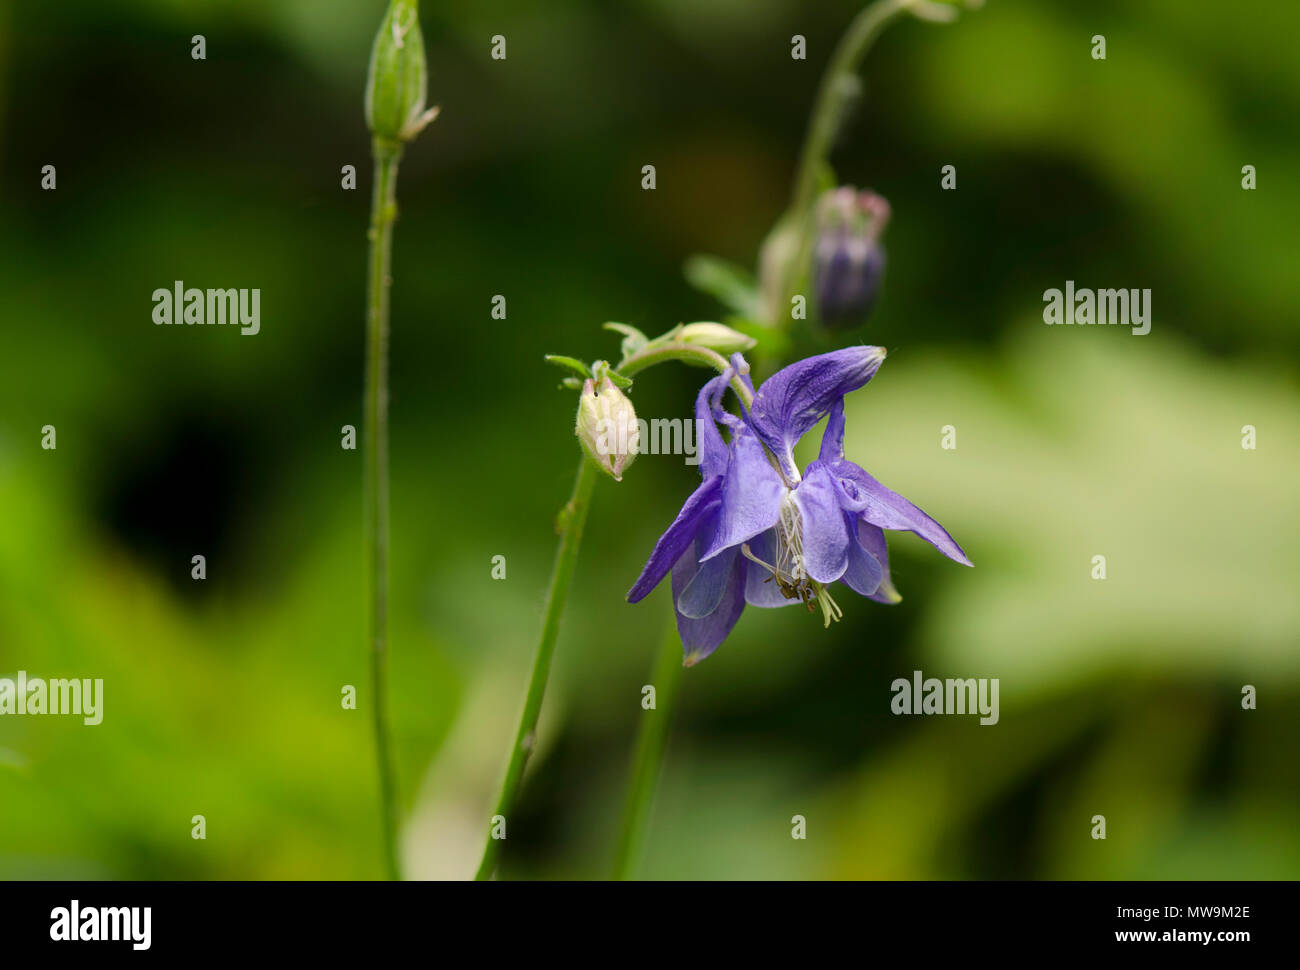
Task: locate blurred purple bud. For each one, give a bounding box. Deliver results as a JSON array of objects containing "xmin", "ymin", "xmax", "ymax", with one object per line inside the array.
[{"xmin": 813, "ymin": 188, "xmax": 891, "ymax": 330}]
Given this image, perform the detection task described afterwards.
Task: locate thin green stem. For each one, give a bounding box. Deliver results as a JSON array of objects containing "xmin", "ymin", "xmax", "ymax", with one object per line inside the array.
[
  {"xmin": 474, "ymin": 344, "xmax": 739, "ymax": 880},
  {"xmin": 619, "ymin": 342, "xmax": 754, "ymax": 407},
  {"xmin": 365, "ymin": 137, "xmax": 402, "ymax": 881},
  {"xmin": 778, "ymin": 0, "xmax": 913, "ymax": 324},
  {"xmin": 474, "ymin": 457, "xmax": 600, "ymax": 880},
  {"xmin": 789, "ymin": 0, "xmax": 910, "ymax": 219},
  {"xmin": 612, "ymin": 618, "xmax": 684, "ymax": 880}
]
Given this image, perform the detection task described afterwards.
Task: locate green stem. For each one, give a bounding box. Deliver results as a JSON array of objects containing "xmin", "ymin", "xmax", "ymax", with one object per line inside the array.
[
  {"xmin": 778, "ymin": 0, "xmax": 914, "ymax": 324},
  {"xmin": 604, "ymin": 342, "xmax": 753, "ymax": 878},
  {"xmin": 789, "ymin": 0, "xmax": 911, "ymax": 219},
  {"xmin": 619, "ymin": 342, "xmax": 754, "ymax": 407},
  {"xmin": 474, "ymin": 344, "xmax": 740, "ymax": 880},
  {"xmin": 474, "ymin": 457, "xmax": 600, "ymax": 880},
  {"xmin": 365, "ymin": 137, "xmax": 402, "ymax": 881},
  {"xmin": 612, "ymin": 618, "xmax": 684, "ymax": 880}
]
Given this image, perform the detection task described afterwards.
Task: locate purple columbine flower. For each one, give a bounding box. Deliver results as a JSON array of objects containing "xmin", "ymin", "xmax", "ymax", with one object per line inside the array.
[{"xmin": 627, "ymin": 346, "xmax": 971, "ymax": 665}]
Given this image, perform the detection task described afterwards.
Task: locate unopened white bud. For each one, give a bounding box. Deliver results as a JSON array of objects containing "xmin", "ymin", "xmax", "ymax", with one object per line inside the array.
[{"xmin": 575, "ymin": 376, "xmax": 639, "ymax": 481}]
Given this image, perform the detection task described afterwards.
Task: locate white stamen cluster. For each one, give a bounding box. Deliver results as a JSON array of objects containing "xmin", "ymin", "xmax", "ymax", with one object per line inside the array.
[
  {"xmin": 741, "ymin": 492, "xmax": 844, "ymax": 628},
  {"xmin": 775, "ymin": 493, "xmax": 806, "ymax": 587}
]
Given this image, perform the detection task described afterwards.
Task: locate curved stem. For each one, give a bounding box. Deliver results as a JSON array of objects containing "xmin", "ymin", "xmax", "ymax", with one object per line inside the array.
[
  {"xmin": 474, "ymin": 457, "xmax": 600, "ymax": 880},
  {"xmin": 789, "ymin": 0, "xmax": 910, "ymax": 219},
  {"xmin": 619, "ymin": 342, "xmax": 754, "ymax": 407},
  {"xmin": 778, "ymin": 0, "xmax": 913, "ymax": 324},
  {"xmin": 365, "ymin": 138, "xmax": 402, "ymax": 881},
  {"xmin": 611, "ymin": 618, "xmax": 684, "ymax": 880}
]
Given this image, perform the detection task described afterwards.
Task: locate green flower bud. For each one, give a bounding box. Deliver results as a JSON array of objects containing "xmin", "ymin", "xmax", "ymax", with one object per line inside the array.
[
  {"xmin": 575, "ymin": 376, "xmax": 640, "ymax": 482},
  {"xmin": 676, "ymin": 321, "xmax": 757, "ymax": 355},
  {"xmin": 365, "ymin": 0, "xmax": 439, "ymax": 146}
]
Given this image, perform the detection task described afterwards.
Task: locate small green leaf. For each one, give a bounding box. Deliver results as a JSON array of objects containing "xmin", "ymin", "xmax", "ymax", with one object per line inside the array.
[
  {"xmin": 544, "ymin": 355, "xmax": 592, "ymax": 378},
  {"xmin": 603, "ymin": 322, "xmax": 649, "ymax": 358},
  {"xmin": 603, "ymin": 322, "xmax": 648, "ymax": 342},
  {"xmin": 604, "ymin": 370, "xmax": 634, "ymax": 390},
  {"xmin": 684, "ymin": 254, "xmax": 761, "ymax": 318}
]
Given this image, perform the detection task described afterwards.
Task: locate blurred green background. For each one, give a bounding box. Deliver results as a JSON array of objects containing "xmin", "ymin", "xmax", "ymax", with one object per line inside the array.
[{"xmin": 1, "ymin": 0, "xmax": 1297, "ymax": 880}]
